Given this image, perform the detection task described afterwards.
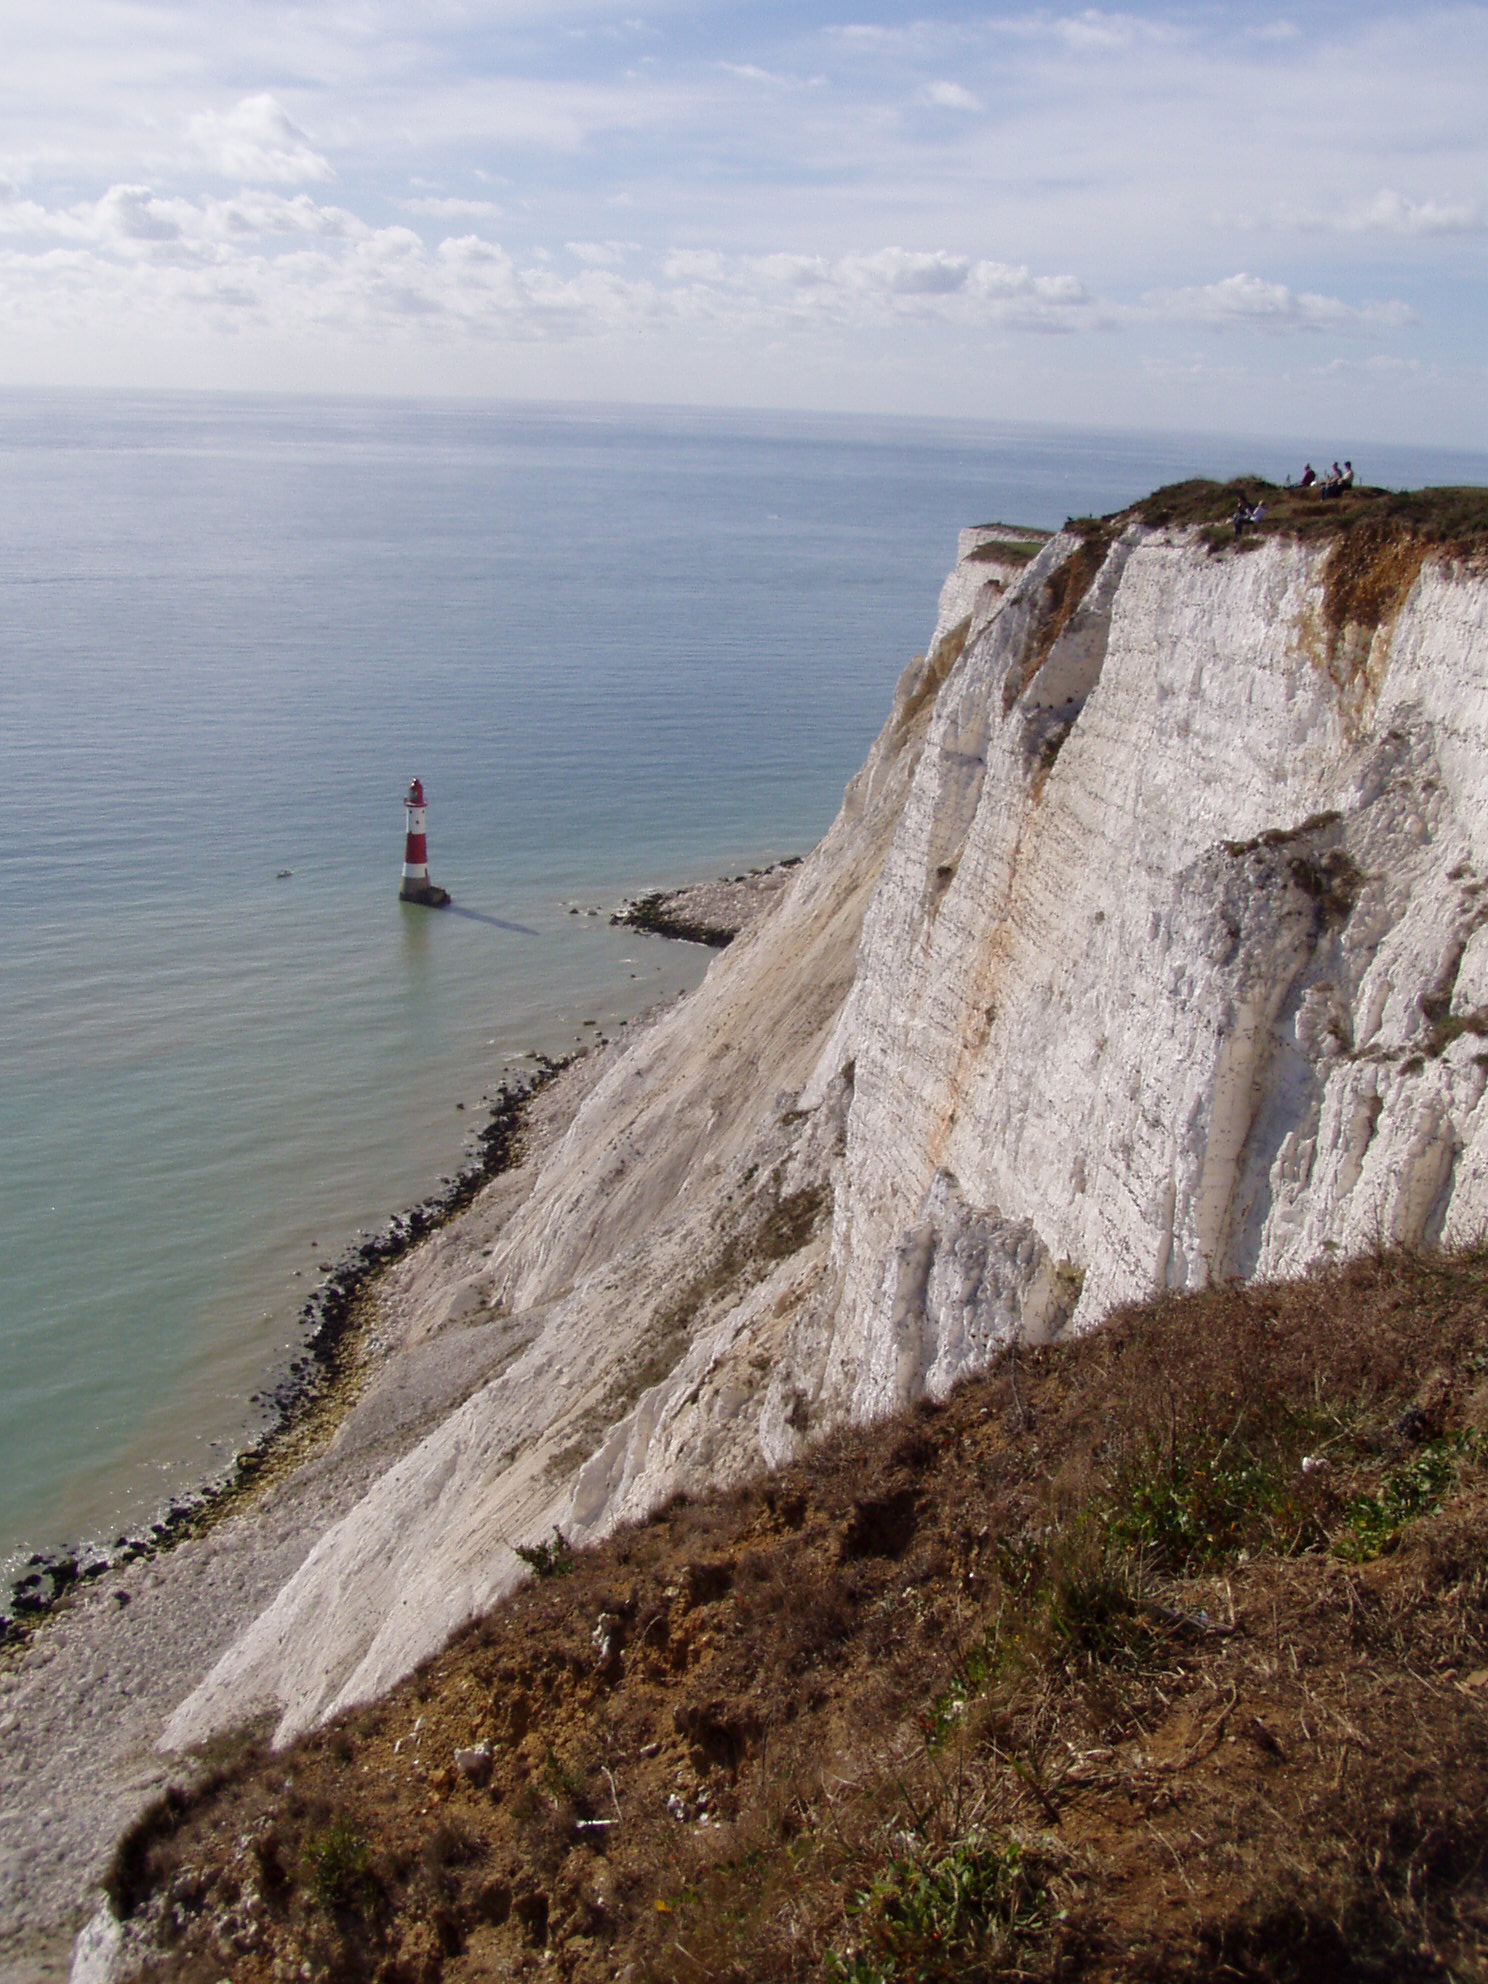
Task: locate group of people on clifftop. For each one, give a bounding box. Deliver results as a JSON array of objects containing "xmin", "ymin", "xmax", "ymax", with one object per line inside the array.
[
  {"xmin": 1233, "ymin": 458, "xmax": 1359, "ymax": 536},
  {"xmin": 1292, "ymin": 459, "xmax": 1355, "ymax": 497}
]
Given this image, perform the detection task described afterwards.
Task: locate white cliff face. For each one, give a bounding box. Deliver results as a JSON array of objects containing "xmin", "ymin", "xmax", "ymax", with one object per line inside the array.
[
  {"xmin": 793, "ymin": 526, "xmax": 1488, "ymax": 1431},
  {"xmin": 166, "ymin": 519, "xmax": 1488, "ymax": 1753}
]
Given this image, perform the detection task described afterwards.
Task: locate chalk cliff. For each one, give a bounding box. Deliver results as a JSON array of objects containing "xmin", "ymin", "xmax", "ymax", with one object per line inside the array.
[{"xmin": 166, "ymin": 495, "xmax": 1488, "ymax": 1753}]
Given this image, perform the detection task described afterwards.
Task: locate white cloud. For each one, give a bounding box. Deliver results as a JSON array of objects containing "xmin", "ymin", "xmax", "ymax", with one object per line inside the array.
[
  {"xmin": 0, "ymin": 210, "xmax": 1103, "ymax": 348},
  {"xmin": 1152, "ymin": 272, "xmax": 1416, "ymax": 333},
  {"xmin": 210, "ymin": 191, "xmax": 364, "ymax": 239},
  {"xmin": 400, "ymin": 196, "xmax": 504, "ymax": 220},
  {"xmin": 716, "ymin": 62, "xmax": 788, "ymax": 85},
  {"xmin": 841, "ymin": 248, "xmax": 969, "ymax": 295},
  {"xmin": 736, "ymin": 246, "xmax": 1095, "ymax": 331},
  {"xmin": 750, "ymin": 251, "xmax": 833, "ymax": 290},
  {"xmin": 662, "ymin": 248, "xmax": 728, "ymax": 282},
  {"xmin": 187, "ymin": 94, "xmax": 333, "ymax": 184},
  {"xmin": 918, "ymin": 81, "xmax": 981, "ymax": 112},
  {"xmin": 97, "ymin": 185, "xmax": 183, "ymax": 244},
  {"xmin": 1314, "ymin": 352, "xmax": 1423, "ymax": 377},
  {"xmin": 1250, "ymin": 190, "xmax": 1487, "ymax": 237},
  {"xmin": 1051, "ymin": 10, "xmax": 1163, "ymax": 54},
  {"xmin": 565, "ymin": 238, "xmax": 638, "ymax": 266},
  {"xmin": 0, "ymin": 196, "xmax": 90, "ymax": 241},
  {"xmin": 971, "ymin": 262, "xmax": 1088, "ymax": 307},
  {"xmin": 1329, "ymin": 191, "xmax": 1485, "ymax": 236},
  {"xmin": 0, "ymin": 182, "xmax": 367, "ymax": 256}
]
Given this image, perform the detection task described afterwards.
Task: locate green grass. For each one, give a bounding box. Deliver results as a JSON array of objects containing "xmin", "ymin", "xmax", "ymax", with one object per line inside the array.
[
  {"xmin": 1042, "ymin": 1544, "xmax": 1158, "ymax": 1669},
  {"xmin": 1335, "ymin": 1432, "xmax": 1477, "ymax": 1561},
  {"xmin": 1104, "ymin": 1432, "xmax": 1304, "ymax": 1570},
  {"xmin": 920, "ymin": 1637, "xmax": 998, "ymax": 1749},
  {"xmin": 966, "ymin": 538, "xmax": 1045, "ymax": 566},
  {"xmin": 826, "ymin": 1832, "xmax": 1047, "ymax": 1983}
]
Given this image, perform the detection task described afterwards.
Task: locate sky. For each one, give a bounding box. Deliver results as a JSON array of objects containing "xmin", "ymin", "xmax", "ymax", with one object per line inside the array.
[{"xmin": 1, "ymin": 2, "xmax": 1485, "ymax": 443}]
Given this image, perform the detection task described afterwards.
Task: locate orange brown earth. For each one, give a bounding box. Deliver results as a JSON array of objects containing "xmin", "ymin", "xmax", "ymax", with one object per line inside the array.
[{"xmin": 106, "ymin": 1248, "xmax": 1488, "ymax": 1981}]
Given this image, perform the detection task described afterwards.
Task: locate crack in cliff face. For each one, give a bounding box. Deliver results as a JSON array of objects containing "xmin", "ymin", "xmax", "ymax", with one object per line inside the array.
[
  {"xmin": 894, "ymin": 615, "xmax": 972, "ymax": 740},
  {"xmin": 1185, "ymin": 819, "xmax": 1367, "ymax": 1284},
  {"xmin": 1001, "ymin": 524, "xmax": 1115, "ymax": 716},
  {"xmin": 914, "ymin": 533, "xmax": 1130, "ymax": 932}
]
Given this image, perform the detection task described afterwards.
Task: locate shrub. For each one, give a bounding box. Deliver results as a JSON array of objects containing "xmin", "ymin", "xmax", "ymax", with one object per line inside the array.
[
  {"xmin": 827, "ymin": 1831, "xmax": 1045, "ymax": 1982},
  {"xmin": 1104, "ymin": 1432, "xmax": 1300, "ymax": 1570},
  {"xmin": 303, "ymin": 1817, "xmax": 373, "ymax": 1910},
  {"xmin": 1335, "ymin": 1433, "xmax": 1476, "ymax": 1561},
  {"xmin": 513, "ymin": 1529, "xmax": 574, "ymax": 1579}
]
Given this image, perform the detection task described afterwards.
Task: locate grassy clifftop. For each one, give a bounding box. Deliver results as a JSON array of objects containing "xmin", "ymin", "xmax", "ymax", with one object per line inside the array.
[
  {"xmin": 110, "ymin": 1250, "xmax": 1488, "ymax": 1982},
  {"xmin": 1120, "ymin": 478, "xmax": 1488, "ymax": 556}
]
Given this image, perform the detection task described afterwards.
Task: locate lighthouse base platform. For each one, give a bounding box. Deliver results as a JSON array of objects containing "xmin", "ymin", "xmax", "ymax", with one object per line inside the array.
[{"xmin": 399, "ymin": 879, "xmax": 451, "ymax": 908}]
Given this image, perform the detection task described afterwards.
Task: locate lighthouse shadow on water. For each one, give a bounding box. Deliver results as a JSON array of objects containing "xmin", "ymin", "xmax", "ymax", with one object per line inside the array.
[
  {"xmin": 447, "ymin": 905, "xmax": 540, "ymax": 936},
  {"xmin": 398, "ymin": 777, "xmax": 538, "ymax": 934}
]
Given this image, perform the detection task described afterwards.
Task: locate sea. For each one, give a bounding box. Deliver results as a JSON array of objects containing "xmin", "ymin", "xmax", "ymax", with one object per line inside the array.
[{"xmin": 3, "ymin": 393, "xmax": 1484, "ymax": 1580}]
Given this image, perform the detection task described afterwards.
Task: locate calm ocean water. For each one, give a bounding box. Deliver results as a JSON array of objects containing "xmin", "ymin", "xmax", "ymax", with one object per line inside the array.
[{"xmin": 2, "ymin": 393, "xmax": 1483, "ymax": 1575}]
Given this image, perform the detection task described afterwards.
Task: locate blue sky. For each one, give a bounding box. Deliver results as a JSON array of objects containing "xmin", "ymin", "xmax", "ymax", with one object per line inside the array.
[{"xmin": 1, "ymin": 2, "xmax": 1485, "ymax": 442}]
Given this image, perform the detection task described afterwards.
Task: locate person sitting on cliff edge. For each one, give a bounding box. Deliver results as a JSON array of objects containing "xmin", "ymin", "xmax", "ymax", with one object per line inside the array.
[{"xmin": 1300, "ymin": 462, "xmax": 1317, "ymax": 488}]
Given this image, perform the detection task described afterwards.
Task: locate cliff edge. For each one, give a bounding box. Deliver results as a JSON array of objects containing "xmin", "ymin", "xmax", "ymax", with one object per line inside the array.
[{"xmin": 165, "ymin": 482, "xmax": 1488, "ymax": 1755}]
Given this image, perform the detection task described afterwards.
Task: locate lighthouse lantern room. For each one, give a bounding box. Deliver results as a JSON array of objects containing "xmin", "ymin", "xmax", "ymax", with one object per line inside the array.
[{"xmin": 399, "ymin": 776, "xmax": 451, "ymax": 907}]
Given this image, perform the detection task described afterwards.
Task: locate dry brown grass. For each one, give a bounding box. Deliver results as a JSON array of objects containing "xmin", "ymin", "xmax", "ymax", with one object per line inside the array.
[
  {"xmin": 111, "ymin": 1249, "xmax": 1488, "ymax": 1982},
  {"xmin": 1129, "ymin": 479, "xmax": 1488, "ymax": 558}
]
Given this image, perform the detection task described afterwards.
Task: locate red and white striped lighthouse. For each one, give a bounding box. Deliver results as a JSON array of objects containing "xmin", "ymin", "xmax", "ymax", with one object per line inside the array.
[{"xmin": 399, "ymin": 776, "xmax": 450, "ymax": 907}]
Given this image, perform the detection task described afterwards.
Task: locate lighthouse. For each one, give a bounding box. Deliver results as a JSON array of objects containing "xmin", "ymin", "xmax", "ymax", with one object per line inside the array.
[{"xmin": 399, "ymin": 777, "xmax": 450, "ymax": 907}]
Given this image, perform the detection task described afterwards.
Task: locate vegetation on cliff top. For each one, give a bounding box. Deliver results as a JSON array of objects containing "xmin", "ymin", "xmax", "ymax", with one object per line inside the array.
[
  {"xmin": 1119, "ymin": 477, "xmax": 1488, "ymax": 557},
  {"xmin": 1066, "ymin": 478, "xmax": 1488, "ymax": 681},
  {"xmin": 109, "ymin": 1248, "xmax": 1488, "ymax": 1981}
]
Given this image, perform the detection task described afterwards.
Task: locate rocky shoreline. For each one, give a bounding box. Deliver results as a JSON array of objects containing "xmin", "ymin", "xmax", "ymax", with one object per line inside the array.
[
  {"xmin": 5, "ymin": 849, "xmax": 801, "ymax": 1637},
  {"xmin": 0, "ymin": 866, "xmax": 785, "ymax": 1981},
  {"xmin": 0, "ymin": 1033, "xmax": 640, "ymax": 1984},
  {"xmin": 0, "ymin": 1060, "xmax": 570, "ymax": 1651},
  {"xmin": 609, "ymin": 857, "xmax": 801, "ymax": 948}
]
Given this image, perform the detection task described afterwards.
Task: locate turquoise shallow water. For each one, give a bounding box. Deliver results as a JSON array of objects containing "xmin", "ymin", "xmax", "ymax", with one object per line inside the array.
[{"xmin": 2, "ymin": 394, "xmax": 1484, "ymax": 1574}]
